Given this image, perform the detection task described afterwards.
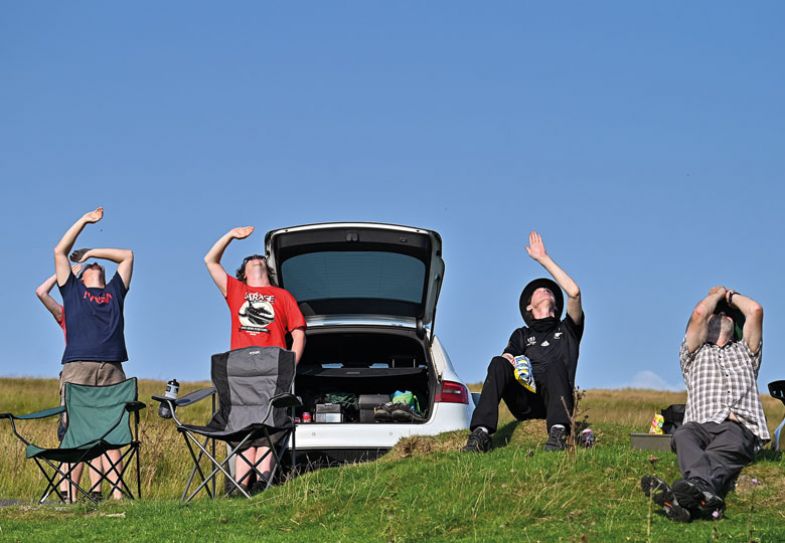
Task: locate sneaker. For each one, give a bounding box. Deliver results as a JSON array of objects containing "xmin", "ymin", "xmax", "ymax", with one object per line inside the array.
[
  {"xmin": 390, "ymin": 403, "xmax": 426, "ymax": 423},
  {"xmin": 462, "ymin": 427, "xmax": 491, "ymax": 453},
  {"xmin": 373, "ymin": 403, "xmax": 394, "ymax": 422},
  {"xmin": 250, "ymin": 476, "xmax": 270, "ymax": 495},
  {"xmin": 88, "ymin": 491, "xmax": 104, "ymax": 503},
  {"xmin": 672, "ymin": 479, "xmax": 725, "ymax": 520},
  {"xmin": 577, "ymin": 428, "xmax": 595, "ymax": 448},
  {"xmin": 640, "ymin": 475, "xmax": 691, "ymax": 523},
  {"xmin": 544, "ymin": 424, "xmax": 567, "ymax": 451}
]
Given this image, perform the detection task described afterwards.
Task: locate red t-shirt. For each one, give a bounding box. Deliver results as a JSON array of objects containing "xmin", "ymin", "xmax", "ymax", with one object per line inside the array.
[{"xmin": 225, "ymin": 274, "xmax": 306, "ymax": 350}]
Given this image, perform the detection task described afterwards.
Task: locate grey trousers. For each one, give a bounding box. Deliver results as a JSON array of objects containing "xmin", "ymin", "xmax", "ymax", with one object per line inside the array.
[{"xmin": 671, "ymin": 421, "xmax": 758, "ymax": 497}]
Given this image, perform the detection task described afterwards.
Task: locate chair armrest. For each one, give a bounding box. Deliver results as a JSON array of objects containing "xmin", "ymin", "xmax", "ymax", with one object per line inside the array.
[
  {"xmin": 125, "ymin": 401, "xmax": 147, "ymax": 412},
  {"xmin": 152, "ymin": 387, "xmax": 216, "ymax": 408},
  {"xmin": 1, "ymin": 406, "xmax": 65, "ymax": 420},
  {"xmin": 271, "ymin": 393, "xmax": 302, "ymax": 409},
  {"xmin": 769, "ymin": 380, "xmax": 785, "ymax": 403}
]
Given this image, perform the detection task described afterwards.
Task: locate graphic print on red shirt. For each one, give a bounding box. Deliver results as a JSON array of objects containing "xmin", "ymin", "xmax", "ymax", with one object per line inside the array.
[{"xmin": 225, "ymin": 275, "xmax": 306, "ymax": 350}]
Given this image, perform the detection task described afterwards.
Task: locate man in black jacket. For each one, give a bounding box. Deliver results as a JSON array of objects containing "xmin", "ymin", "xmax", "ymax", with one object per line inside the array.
[{"xmin": 464, "ymin": 231, "xmax": 584, "ymax": 453}]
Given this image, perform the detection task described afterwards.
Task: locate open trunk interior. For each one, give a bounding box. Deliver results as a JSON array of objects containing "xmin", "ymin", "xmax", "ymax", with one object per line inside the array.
[{"xmin": 294, "ymin": 328, "xmax": 435, "ymax": 424}]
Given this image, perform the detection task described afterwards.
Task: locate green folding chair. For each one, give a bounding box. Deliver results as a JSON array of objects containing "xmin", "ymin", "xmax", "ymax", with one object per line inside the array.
[{"xmin": 0, "ymin": 378, "xmax": 145, "ymax": 503}]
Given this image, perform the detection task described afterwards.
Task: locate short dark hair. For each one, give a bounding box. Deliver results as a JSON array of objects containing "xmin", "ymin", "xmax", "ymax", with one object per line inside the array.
[{"xmin": 235, "ymin": 255, "xmax": 275, "ymax": 285}]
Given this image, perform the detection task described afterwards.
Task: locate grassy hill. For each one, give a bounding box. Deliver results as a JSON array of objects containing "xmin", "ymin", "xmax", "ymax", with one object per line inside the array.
[{"xmin": 0, "ymin": 378, "xmax": 783, "ymax": 542}]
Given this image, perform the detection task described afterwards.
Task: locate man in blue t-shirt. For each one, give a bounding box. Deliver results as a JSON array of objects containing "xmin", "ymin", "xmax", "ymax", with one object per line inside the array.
[{"xmin": 54, "ymin": 207, "xmax": 134, "ymax": 501}]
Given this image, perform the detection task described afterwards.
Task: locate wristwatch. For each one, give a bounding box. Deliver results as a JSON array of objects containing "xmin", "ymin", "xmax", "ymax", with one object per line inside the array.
[{"xmin": 727, "ymin": 290, "xmax": 737, "ymax": 305}]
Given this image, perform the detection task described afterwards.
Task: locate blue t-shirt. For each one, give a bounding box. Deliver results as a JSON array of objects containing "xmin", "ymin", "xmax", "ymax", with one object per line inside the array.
[{"xmin": 59, "ymin": 272, "xmax": 129, "ymax": 364}]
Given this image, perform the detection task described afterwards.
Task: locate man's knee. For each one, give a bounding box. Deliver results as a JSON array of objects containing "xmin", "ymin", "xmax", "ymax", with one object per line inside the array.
[
  {"xmin": 488, "ymin": 356, "xmax": 513, "ymax": 375},
  {"xmin": 671, "ymin": 422, "xmax": 699, "ymax": 452}
]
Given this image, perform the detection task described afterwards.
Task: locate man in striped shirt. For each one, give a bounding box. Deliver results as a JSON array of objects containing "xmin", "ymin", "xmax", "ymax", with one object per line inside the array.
[{"xmin": 644, "ymin": 286, "xmax": 768, "ymax": 522}]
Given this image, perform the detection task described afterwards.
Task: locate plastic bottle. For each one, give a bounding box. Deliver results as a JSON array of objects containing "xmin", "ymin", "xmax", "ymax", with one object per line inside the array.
[{"xmin": 158, "ymin": 378, "xmax": 180, "ymax": 419}]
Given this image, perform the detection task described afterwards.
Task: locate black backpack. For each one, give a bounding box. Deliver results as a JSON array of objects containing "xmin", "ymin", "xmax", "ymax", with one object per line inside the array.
[{"xmin": 661, "ymin": 404, "xmax": 686, "ymax": 434}]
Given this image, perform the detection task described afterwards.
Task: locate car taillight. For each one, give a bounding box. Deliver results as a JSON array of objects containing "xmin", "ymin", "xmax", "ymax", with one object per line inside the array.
[{"xmin": 435, "ymin": 380, "xmax": 469, "ymax": 404}]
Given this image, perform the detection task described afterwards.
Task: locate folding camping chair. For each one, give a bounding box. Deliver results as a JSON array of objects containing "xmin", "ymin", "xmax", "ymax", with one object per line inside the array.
[
  {"xmin": 768, "ymin": 380, "xmax": 785, "ymax": 452},
  {"xmin": 153, "ymin": 346, "xmax": 300, "ymax": 502},
  {"xmin": 0, "ymin": 378, "xmax": 145, "ymax": 503}
]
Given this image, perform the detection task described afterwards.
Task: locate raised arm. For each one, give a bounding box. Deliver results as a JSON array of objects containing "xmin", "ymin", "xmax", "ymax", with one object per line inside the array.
[
  {"xmin": 36, "ymin": 265, "xmax": 81, "ymax": 322},
  {"xmin": 204, "ymin": 226, "xmax": 254, "ymax": 297},
  {"xmin": 725, "ymin": 290, "xmax": 763, "ymax": 354},
  {"xmin": 35, "ymin": 273, "xmax": 64, "ymax": 322},
  {"xmin": 526, "ymin": 231, "xmax": 583, "ymax": 324},
  {"xmin": 71, "ymin": 248, "xmax": 134, "ymax": 288},
  {"xmin": 54, "ymin": 208, "xmax": 103, "ymax": 286},
  {"xmin": 684, "ymin": 286, "xmax": 726, "ymax": 353}
]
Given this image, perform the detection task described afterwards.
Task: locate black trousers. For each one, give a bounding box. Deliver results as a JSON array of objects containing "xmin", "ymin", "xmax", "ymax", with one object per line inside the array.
[
  {"xmin": 470, "ymin": 356, "xmax": 573, "ymax": 434},
  {"xmin": 671, "ymin": 421, "xmax": 757, "ymax": 498}
]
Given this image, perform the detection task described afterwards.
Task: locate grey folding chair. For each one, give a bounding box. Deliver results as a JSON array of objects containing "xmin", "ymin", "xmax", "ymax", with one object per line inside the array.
[{"xmin": 153, "ymin": 346, "xmax": 300, "ymax": 502}]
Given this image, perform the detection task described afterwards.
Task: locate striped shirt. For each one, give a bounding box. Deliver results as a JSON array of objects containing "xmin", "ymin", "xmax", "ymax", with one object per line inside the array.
[{"xmin": 679, "ymin": 338, "xmax": 769, "ymax": 441}]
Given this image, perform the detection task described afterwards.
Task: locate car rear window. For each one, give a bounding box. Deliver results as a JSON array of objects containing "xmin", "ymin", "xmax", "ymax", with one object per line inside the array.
[{"xmin": 280, "ymin": 251, "xmax": 425, "ymax": 303}]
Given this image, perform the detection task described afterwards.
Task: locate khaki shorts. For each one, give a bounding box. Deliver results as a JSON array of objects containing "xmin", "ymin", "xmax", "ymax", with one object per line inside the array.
[
  {"xmin": 59, "ymin": 361, "xmax": 127, "ymax": 425},
  {"xmin": 60, "ymin": 361, "xmax": 126, "ymax": 390}
]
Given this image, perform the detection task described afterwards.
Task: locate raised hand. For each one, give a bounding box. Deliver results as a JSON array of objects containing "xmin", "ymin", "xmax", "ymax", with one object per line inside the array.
[
  {"xmin": 71, "ymin": 264, "xmax": 83, "ymax": 276},
  {"xmin": 69, "ymin": 249, "xmax": 91, "ymax": 263},
  {"xmin": 525, "ymin": 231, "xmax": 548, "ymax": 262},
  {"xmin": 230, "ymin": 226, "xmax": 255, "ymax": 239},
  {"xmin": 708, "ymin": 285, "xmax": 727, "ymax": 297},
  {"xmin": 81, "ymin": 207, "xmax": 104, "ymax": 224}
]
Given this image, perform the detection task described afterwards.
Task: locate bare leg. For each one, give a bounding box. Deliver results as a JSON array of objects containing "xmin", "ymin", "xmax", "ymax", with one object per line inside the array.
[
  {"xmin": 102, "ymin": 451, "xmax": 124, "ymax": 499},
  {"xmin": 235, "ymin": 448, "xmax": 257, "ymax": 489},
  {"xmin": 256, "ymin": 445, "xmax": 275, "ymax": 481},
  {"xmin": 58, "ymin": 463, "xmax": 78, "ymax": 502}
]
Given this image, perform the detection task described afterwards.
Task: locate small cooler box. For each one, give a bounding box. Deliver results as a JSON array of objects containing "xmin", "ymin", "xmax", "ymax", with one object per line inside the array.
[{"xmin": 315, "ymin": 403, "xmax": 343, "ymax": 423}]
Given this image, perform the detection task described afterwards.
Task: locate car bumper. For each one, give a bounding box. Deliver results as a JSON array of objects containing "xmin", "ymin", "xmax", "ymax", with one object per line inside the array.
[{"xmin": 291, "ymin": 401, "xmax": 472, "ymax": 450}]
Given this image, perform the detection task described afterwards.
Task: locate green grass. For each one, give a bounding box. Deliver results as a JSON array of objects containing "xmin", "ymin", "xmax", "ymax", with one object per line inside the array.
[{"xmin": 1, "ymin": 378, "xmax": 784, "ymax": 542}]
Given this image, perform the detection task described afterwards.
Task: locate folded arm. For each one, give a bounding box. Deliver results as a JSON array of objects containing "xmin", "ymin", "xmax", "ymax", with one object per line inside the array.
[
  {"xmin": 526, "ymin": 231, "xmax": 583, "ymax": 324},
  {"xmin": 71, "ymin": 247, "xmax": 134, "ymax": 288}
]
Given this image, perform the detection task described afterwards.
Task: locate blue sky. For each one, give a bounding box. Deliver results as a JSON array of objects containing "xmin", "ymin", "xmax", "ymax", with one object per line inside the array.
[{"xmin": 1, "ymin": 2, "xmax": 783, "ymax": 391}]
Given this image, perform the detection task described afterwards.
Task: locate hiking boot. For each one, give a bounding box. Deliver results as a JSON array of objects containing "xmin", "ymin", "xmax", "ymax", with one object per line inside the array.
[
  {"xmin": 640, "ymin": 475, "xmax": 691, "ymax": 522},
  {"xmin": 672, "ymin": 479, "xmax": 725, "ymax": 520},
  {"xmin": 373, "ymin": 403, "xmax": 394, "ymax": 422},
  {"xmin": 390, "ymin": 403, "xmax": 426, "ymax": 423},
  {"xmin": 544, "ymin": 424, "xmax": 567, "ymax": 451},
  {"xmin": 462, "ymin": 427, "xmax": 491, "ymax": 453}
]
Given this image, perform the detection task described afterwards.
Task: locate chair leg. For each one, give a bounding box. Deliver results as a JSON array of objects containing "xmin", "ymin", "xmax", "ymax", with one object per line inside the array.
[
  {"xmin": 99, "ymin": 447, "xmax": 138, "ymax": 500},
  {"xmin": 136, "ymin": 441, "xmax": 142, "ymax": 499},
  {"xmin": 181, "ymin": 432, "xmax": 252, "ymax": 502},
  {"xmin": 253, "ymin": 428, "xmax": 293, "ymax": 490},
  {"xmin": 181, "ymin": 434, "xmax": 214, "ymax": 500},
  {"xmin": 773, "ymin": 417, "xmax": 785, "ymax": 452},
  {"xmin": 33, "ymin": 457, "xmax": 93, "ymax": 504}
]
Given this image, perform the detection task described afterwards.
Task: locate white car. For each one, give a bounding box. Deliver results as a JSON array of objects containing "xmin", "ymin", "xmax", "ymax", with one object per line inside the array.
[{"xmin": 264, "ymin": 222, "xmax": 473, "ymax": 463}]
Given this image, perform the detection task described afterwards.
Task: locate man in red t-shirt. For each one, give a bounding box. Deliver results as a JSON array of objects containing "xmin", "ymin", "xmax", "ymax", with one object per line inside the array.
[{"xmin": 205, "ymin": 226, "xmax": 306, "ymax": 493}]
